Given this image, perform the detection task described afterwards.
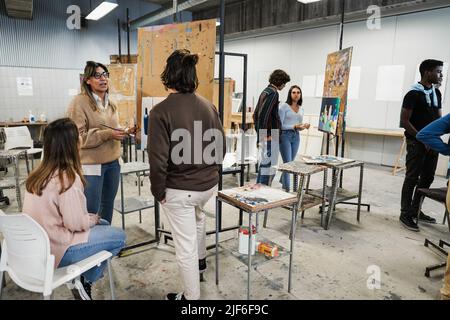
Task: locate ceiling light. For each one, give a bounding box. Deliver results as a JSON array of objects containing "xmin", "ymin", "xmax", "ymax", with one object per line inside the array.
[{"xmin": 86, "ymin": 0, "xmax": 118, "ymax": 20}]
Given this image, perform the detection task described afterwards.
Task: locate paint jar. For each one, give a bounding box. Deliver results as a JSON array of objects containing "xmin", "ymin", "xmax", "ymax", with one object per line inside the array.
[
  {"xmin": 257, "ymin": 242, "xmax": 279, "ymax": 258},
  {"xmin": 238, "ymin": 225, "xmax": 256, "ymax": 255}
]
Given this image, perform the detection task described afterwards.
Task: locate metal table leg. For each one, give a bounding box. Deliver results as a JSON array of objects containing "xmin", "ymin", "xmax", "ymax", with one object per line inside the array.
[
  {"xmin": 155, "ymin": 201, "xmax": 160, "ymax": 242},
  {"xmin": 14, "ymin": 156, "xmax": 22, "ymax": 211},
  {"xmin": 288, "ymin": 203, "xmax": 297, "ymax": 293},
  {"xmin": 320, "ymin": 169, "xmax": 328, "ymax": 226},
  {"xmin": 247, "ymin": 211, "xmax": 252, "ymax": 300},
  {"xmin": 215, "ymin": 197, "xmax": 220, "ymax": 286},
  {"xmin": 120, "ymin": 174, "xmax": 125, "ymax": 230},
  {"xmin": 291, "ymin": 175, "xmax": 305, "ymax": 239},
  {"xmin": 324, "ymin": 168, "xmax": 342, "ymax": 230},
  {"xmin": 293, "ymin": 173, "xmax": 298, "ymax": 193},
  {"xmin": 357, "ymin": 163, "xmax": 363, "ymax": 222},
  {"xmin": 263, "ymin": 210, "xmax": 268, "ymax": 228},
  {"xmin": 138, "ymin": 172, "xmax": 142, "ymax": 224}
]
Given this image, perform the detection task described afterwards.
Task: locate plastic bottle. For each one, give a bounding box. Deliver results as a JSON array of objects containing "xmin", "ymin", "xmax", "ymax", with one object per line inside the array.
[
  {"xmin": 143, "ymin": 107, "xmax": 149, "ymax": 135},
  {"xmin": 39, "ymin": 112, "xmax": 46, "ymax": 122},
  {"xmin": 28, "ymin": 110, "xmax": 35, "ymax": 123}
]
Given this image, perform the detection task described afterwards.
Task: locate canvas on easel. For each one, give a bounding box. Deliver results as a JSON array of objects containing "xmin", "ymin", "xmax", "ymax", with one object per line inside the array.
[
  {"xmin": 318, "ymin": 97, "xmax": 340, "ymax": 135},
  {"xmin": 319, "ymin": 47, "xmax": 353, "ymax": 136}
]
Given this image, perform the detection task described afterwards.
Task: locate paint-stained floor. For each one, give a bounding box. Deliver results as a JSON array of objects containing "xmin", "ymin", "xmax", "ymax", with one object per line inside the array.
[{"xmin": 1, "ymin": 161, "xmax": 448, "ymax": 300}]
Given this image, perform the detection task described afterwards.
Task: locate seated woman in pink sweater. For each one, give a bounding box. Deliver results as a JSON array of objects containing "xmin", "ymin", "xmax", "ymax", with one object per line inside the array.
[{"xmin": 23, "ymin": 118, "xmax": 126, "ymax": 300}]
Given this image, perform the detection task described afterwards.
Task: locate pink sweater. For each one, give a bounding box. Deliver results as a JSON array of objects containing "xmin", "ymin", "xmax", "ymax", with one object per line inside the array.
[{"xmin": 23, "ymin": 174, "xmax": 97, "ymax": 267}]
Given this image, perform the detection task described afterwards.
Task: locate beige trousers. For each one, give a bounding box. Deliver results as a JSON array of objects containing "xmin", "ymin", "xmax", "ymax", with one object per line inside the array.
[{"xmin": 161, "ymin": 185, "xmax": 217, "ymax": 300}]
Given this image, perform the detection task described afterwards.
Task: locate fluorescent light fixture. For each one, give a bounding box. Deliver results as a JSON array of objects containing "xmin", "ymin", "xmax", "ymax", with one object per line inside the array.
[
  {"xmin": 86, "ymin": 0, "xmax": 118, "ymax": 20},
  {"xmin": 297, "ymin": 0, "xmax": 321, "ymax": 3}
]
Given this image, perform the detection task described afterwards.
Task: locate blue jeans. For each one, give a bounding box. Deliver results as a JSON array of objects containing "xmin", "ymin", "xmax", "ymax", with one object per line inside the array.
[
  {"xmin": 58, "ymin": 222, "xmax": 126, "ymax": 283},
  {"xmin": 256, "ymin": 140, "xmax": 279, "ymax": 186},
  {"xmin": 84, "ymin": 160, "xmax": 120, "ymax": 224},
  {"xmin": 279, "ymin": 130, "xmax": 300, "ymax": 191}
]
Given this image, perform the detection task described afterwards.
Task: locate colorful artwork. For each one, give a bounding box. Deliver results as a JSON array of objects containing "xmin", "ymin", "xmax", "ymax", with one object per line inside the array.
[
  {"xmin": 319, "ymin": 47, "xmax": 353, "ymax": 136},
  {"xmin": 318, "ymin": 97, "xmax": 340, "ymax": 135},
  {"xmin": 301, "ymin": 155, "xmax": 355, "ymax": 165}
]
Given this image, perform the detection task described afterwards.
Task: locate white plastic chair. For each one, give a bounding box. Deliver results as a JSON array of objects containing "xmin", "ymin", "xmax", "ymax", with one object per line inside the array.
[
  {"xmin": 3, "ymin": 126, "xmax": 43, "ymax": 171},
  {"xmin": 0, "ymin": 210, "xmax": 116, "ymax": 300}
]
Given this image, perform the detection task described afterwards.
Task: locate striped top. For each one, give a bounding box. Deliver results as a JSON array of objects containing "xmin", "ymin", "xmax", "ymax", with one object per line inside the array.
[{"xmin": 253, "ymin": 85, "xmax": 280, "ymax": 138}]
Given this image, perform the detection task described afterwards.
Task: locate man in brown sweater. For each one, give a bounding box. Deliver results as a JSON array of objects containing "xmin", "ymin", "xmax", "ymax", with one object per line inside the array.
[{"xmin": 147, "ymin": 49, "xmax": 225, "ymax": 300}]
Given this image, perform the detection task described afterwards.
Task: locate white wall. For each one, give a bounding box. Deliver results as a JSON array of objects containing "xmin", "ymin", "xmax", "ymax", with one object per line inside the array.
[{"xmin": 218, "ymin": 7, "xmax": 450, "ymax": 175}]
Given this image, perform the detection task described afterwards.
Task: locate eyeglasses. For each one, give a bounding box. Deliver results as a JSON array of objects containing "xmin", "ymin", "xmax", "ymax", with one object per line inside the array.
[
  {"xmin": 93, "ymin": 72, "xmax": 109, "ymax": 79},
  {"xmin": 292, "ymin": 91, "xmax": 301, "ymax": 94}
]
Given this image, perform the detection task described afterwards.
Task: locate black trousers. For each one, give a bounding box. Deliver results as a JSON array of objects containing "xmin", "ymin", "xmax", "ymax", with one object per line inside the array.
[{"xmin": 400, "ymin": 138, "xmax": 439, "ymax": 218}]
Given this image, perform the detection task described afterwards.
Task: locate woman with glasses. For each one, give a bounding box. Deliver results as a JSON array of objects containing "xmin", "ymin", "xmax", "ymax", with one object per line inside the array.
[
  {"xmin": 67, "ymin": 61, "xmax": 128, "ymax": 224},
  {"xmin": 278, "ymin": 85, "xmax": 310, "ymax": 192}
]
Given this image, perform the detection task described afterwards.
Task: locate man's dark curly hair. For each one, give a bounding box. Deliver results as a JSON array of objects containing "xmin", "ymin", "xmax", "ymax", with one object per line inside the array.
[{"xmin": 269, "ymin": 69, "xmax": 290, "ymax": 87}]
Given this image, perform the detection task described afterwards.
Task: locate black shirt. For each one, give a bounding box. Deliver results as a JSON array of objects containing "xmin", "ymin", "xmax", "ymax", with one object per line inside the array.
[{"xmin": 401, "ymin": 85, "xmax": 442, "ymax": 140}]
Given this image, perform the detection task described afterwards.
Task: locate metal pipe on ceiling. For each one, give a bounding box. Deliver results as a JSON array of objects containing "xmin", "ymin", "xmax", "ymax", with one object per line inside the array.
[{"xmin": 129, "ymin": 0, "xmax": 210, "ymax": 30}]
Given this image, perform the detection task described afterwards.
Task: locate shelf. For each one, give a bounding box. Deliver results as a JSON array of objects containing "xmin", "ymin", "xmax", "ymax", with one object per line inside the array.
[
  {"xmin": 219, "ymin": 235, "xmax": 289, "ymax": 268},
  {"xmin": 308, "ymin": 187, "xmax": 358, "ymax": 203},
  {"xmin": 0, "ymin": 178, "xmax": 17, "ymax": 189},
  {"xmin": 120, "ymin": 162, "xmax": 149, "ymax": 174},
  {"xmin": 114, "ymin": 196, "xmax": 155, "ymax": 214},
  {"xmin": 282, "ymin": 193, "xmax": 323, "ymax": 211}
]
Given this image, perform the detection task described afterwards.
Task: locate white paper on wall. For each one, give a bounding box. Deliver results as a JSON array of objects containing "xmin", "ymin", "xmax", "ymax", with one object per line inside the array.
[
  {"xmin": 375, "ymin": 65, "xmax": 405, "ymax": 102},
  {"xmin": 302, "ymin": 75, "xmax": 316, "ymax": 97},
  {"xmin": 315, "ymin": 74, "xmax": 325, "ymax": 97},
  {"xmin": 141, "ymin": 97, "xmax": 167, "ymax": 149},
  {"xmin": 16, "ymin": 77, "xmax": 33, "ymax": 96},
  {"xmin": 68, "ymin": 89, "xmax": 79, "ymax": 96},
  {"xmin": 414, "ymin": 62, "xmax": 449, "ymax": 102},
  {"xmin": 348, "ymin": 66, "xmax": 361, "ymax": 100}
]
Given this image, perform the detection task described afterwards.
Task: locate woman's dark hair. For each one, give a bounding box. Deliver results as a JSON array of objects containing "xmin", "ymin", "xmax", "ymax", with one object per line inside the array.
[
  {"xmin": 26, "ymin": 118, "xmax": 85, "ymax": 196},
  {"xmin": 81, "ymin": 60, "xmax": 116, "ymax": 112},
  {"xmin": 269, "ymin": 69, "xmax": 291, "ymax": 87},
  {"xmin": 286, "ymin": 85, "xmax": 303, "ymax": 106},
  {"xmin": 161, "ymin": 49, "xmax": 199, "ymax": 93}
]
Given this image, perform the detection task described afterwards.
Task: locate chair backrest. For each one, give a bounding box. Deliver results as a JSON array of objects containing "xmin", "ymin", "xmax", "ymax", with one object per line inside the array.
[
  {"xmin": 0, "ymin": 210, "xmax": 54, "ymax": 293},
  {"xmin": 3, "ymin": 126, "xmax": 34, "ymax": 150},
  {"xmin": 236, "ymin": 133, "xmax": 258, "ymax": 162}
]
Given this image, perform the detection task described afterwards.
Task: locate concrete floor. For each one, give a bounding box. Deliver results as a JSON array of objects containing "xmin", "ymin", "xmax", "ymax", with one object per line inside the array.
[{"xmin": 1, "ymin": 161, "xmax": 449, "ymax": 300}]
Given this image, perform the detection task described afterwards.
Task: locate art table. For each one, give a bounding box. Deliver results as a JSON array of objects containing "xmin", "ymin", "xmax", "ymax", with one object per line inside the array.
[{"xmin": 215, "ymin": 184, "xmax": 298, "ymax": 299}]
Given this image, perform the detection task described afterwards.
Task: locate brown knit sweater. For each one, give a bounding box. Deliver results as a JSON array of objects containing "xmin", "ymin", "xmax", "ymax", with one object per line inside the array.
[
  {"xmin": 66, "ymin": 94, "xmax": 121, "ymax": 165},
  {"xmin": 148, "ymin": 93, "xmax": 226, "ymax": 202}
]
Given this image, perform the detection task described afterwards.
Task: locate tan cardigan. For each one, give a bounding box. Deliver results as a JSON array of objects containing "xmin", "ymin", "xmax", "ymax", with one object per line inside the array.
[
  {"xmin": 23, "ymin": 174, "xmax": 97, "ymax": 267},
  {"xmin": 66, "ymin": 94, "xmax": 121, "ymax": 165}
]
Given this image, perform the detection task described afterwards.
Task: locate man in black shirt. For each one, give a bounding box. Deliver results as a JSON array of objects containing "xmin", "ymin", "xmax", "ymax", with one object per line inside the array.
[{"xmin": 399, "ymin": 59, "xmax": 444, "ymax": 231}]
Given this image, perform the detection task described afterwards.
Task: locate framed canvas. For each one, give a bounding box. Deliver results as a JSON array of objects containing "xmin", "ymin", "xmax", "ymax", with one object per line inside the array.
[{"xmin": 318, "ymin": 97, "xmax": 340, "ymax": 135}]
